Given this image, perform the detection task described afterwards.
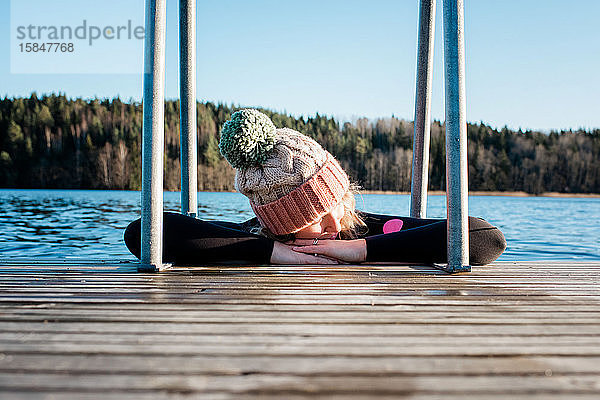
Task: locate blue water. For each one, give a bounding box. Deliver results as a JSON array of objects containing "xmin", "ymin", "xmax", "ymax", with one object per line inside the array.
[{"xmin": 0, "ymin": 189, "xmax": 598, "ymax": 261}]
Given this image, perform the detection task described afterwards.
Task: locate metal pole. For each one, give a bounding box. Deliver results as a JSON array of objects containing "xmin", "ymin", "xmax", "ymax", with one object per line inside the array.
[
  {"xmin": 410, "ymin": 0, "xmax": 436, "ymax": 219},
  {"xmin": 179, "ymin": 0, "xmax": 198, "ymax": 217},
  {"xmin": 140, "ymin": 0, "xmax": 167, "ymax": 272},
  {"xmin": 442, "ymin": 0, "xmax": 470, "ymax": 272}
]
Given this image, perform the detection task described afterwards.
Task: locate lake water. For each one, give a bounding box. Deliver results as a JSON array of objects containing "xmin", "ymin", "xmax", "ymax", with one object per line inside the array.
[{"xmin": 0, "ymin": 189, "xmax": 598, "ymax": 262}]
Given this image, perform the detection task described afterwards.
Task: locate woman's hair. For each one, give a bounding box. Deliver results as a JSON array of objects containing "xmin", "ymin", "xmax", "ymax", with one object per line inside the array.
[
  {"xmin": 250, "ymin": 183, "xmax": 368, "ymax": 242},
  {"xmin": 338, "ymin": 183, "xmax": 369, "ymax": 239}
]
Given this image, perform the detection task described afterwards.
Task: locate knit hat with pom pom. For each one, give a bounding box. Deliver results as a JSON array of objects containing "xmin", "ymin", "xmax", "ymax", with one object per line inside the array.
[{"xmin": 219, "ymin": 109, "xmax": 350, "ymax": 235}]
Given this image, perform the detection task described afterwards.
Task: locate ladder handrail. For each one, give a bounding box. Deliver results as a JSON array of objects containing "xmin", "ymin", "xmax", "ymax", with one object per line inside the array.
[
  {"xmin": 140, "ymin": 0, "xmax": 471, "ymax": 272},
  {"xmin": 140, "ymin": 0, "xmax": 167, "ymax": 272}
]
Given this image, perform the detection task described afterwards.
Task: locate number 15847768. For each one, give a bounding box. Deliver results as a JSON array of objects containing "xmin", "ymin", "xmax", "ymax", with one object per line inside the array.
[{"xmin": 19, "ymin": 42, "xmax": 74, "ymax": 53}]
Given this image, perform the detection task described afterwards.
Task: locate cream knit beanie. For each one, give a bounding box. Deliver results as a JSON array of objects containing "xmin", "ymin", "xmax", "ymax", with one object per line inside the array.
[{"xmin": 219, "ymin": 109, "xmax": 350, "ymax": 235}]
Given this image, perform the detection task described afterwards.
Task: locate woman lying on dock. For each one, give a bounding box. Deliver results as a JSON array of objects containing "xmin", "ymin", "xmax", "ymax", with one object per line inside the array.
[{"xmin": 124, "ymin": 109, "xmax": 506, "ymax": 265}]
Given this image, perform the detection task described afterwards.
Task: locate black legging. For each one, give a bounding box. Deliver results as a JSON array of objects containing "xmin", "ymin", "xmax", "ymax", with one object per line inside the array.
[{"xmin": 124, "ymin": 211, "xmax": 506, "ymax": 265}]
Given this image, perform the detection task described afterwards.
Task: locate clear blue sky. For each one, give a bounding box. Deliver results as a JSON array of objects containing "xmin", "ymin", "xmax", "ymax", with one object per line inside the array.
[{"xmin": 2, "ymin": 0, "xmax": 599, "ymax": 131}]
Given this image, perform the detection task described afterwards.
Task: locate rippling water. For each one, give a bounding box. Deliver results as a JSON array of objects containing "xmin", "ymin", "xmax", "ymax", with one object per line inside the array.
[{"xmin": 0, "ymin": 189, "xmax": 598, "ymax": 261}]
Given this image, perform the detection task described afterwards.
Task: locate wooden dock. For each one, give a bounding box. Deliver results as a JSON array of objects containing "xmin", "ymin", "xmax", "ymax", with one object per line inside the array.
[{"xmin": 0, "ymin": 260, "xmax": 599, "ymax": 399}]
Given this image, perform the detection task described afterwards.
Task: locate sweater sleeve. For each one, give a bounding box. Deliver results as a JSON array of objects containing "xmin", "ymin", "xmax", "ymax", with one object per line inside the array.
[
  {"xmin": 359, "ymin": 212, "xmax": 507, "ymax": 265},
  {"xmin": 124, "ymin": 212, "xmax": 275, "ymax": 264}
]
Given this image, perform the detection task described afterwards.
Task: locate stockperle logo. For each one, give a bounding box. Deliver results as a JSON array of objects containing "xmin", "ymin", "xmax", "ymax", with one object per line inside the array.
[{"xmin": 11, "ymin": 0, "xmax": 145, "ymax": 74}]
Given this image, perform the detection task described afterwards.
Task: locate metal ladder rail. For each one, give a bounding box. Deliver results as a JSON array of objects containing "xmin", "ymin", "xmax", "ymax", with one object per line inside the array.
[
  {"xmin": 410, "ymin": 0, "xmax": 436, "ymax": 220},
  {"xmin": 179, "ymin": 0, "xmax": 198, "ymax": 219},
  {"xmin": 140, "ymin": 0, "xmax": 167, "ymax": 272}
]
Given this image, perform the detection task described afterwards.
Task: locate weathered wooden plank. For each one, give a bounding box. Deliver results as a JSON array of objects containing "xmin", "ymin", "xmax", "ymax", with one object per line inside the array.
[
  {"xmin": 0, "ymin": 280, "xmax": 597, "ymax": 290},
  {"xmin": 1, "ymin": 298, "xmax": 598, "ymax": 307},
  {"xmin": 1, "ymin": 269, "xmax": 597, "ymax": 277},
  {"xmin": 2, "ymin": 304, "xmax": 600, "ymax": 312},
  {"xmin": 2, "ymin": 333, "xmax": 600, "ymax": 347},
  {"xmin": 1, "ymin": 276, "xmax": 597, "ymax": 285},
  {"xmin": 0, "ymin": 269, "xmax": 594, "ymax": 277},
  {"xmin": 1, "ymin": 289, "xmax": 599, "ymax": 298},
  {"xmin": 1, "ymin": 287, "xmax": 597, "ymax": 295},
  {"xmin": 2, "ymin": 321, "xmax": 599, "ymax": 335},
  {"xmin": 1, "ymin": 393, "xmax": 599, "ymax": 400},
  {"xmin": 0, "ymin": 283, "xmax": 595, "ymax": 292},
  {"xmin": 3, "ymin": 342, "xmax": 600, "ymax": 356},
  {"xmin": 1, "ymin": 354, "xmax": 599, "ymax": 375},
  {"xmin": 0, "ymin": 373, "xmax": 599, "ymax": 393},
  {"xmin": 0, "ymin": 262, "xmax": 597, "ymax": 275},
  {"xmin": 2, "ymin": 296, "xmax": 599, "ymax": 306},
  {"xmin": 1, "ymin": 317, "xmax": 599, "ymax": 326},
  {"xmin": 2, "ymin": 310, "xmax": 600, "ymax": 322},
  {"xmin": 2, "ymin": 316, "xmax": 600, "ymax": 325},
  {"xmin": 1, "ymin": 283, "xmax": 598, "ymax": 291},
  {"xmin": 2, "ymin": 273, "xmax": 598, "ymax": 282},
  {"xmin": 3, "ymin": 305, "xmax": 600, "ymax": 315},
  {"xmin": 1, "ymin": 274, "xmax": 596, "ymax": 285},
  {"xmin": 0, "ymin": 269, "xmax": 596, "ymax": 277}
]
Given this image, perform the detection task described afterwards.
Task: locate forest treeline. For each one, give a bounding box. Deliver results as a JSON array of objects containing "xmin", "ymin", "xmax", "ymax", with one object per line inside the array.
[{"xmin": 1, "ymin": 94, "xmax": 599, "ymax": 194}]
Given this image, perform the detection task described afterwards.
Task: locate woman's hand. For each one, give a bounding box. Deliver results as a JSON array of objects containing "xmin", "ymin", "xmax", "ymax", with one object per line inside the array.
[
  {"xmin": 270, "ymin": 241, "xmax": 339, "ymax": 264},
  {"xmin": 290, "ymin": 238, "xmax": 367, "ymax": 263}
]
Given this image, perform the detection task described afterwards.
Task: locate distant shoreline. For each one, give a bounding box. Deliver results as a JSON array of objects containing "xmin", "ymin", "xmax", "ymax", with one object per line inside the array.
[
  {"xmin": 1, "ymin": 188, "xmax": 599, "ymax": 198},
  {"xmin": 359, "ymin": 190, "xmax": 600, "ymax": 198}
]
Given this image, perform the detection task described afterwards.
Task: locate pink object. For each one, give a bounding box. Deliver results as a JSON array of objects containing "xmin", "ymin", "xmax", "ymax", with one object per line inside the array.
[
  {"xmin": 251, "ymin": 156, "xmax": 350, "ymax": 235},
  {"xmin": 383, "ymin": 219, "xmax": 404, "ymax": 234}
]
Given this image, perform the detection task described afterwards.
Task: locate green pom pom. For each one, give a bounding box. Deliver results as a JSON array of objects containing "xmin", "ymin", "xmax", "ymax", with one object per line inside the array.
[{"xmin": 219, "ymin": 109, "xmax": 276, "ymax": 169}]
